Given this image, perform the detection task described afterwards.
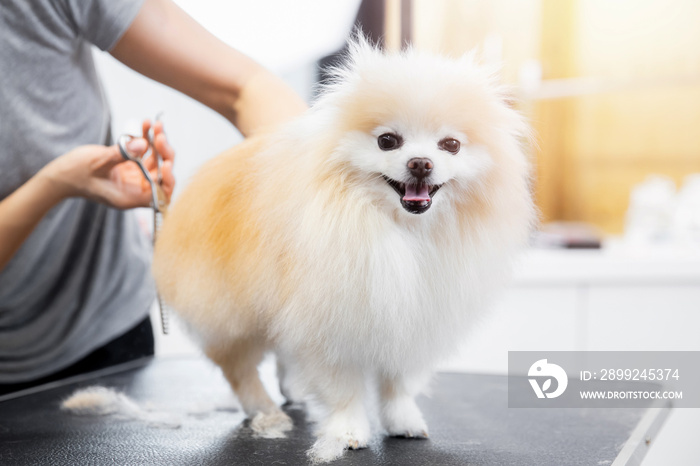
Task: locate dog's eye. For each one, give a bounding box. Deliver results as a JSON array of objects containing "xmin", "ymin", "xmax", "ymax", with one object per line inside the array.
[
  {"xmin": 438, "ymin": 138, "xmax": 461, "ymax": 154},
  {"xmin": 377, "ymin": 133, "xmax": 403, "ymax": 151}
]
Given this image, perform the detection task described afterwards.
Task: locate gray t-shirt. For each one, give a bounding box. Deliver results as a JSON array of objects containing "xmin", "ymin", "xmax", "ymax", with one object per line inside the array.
[{"xmin": 0, "ymin": 0, "xmax": 153, "ymax": 383}]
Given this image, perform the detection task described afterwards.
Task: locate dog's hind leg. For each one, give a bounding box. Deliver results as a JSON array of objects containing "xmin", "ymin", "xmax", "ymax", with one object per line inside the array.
[
  {"xmin": 276, "ymin": 356, "xmax": 294, "ymax": 404},
  {"xmin": 276, "ymin": 353, "xmax": 303, "ymax": 405},
  {"xmin": 206, "ymin": 338, "xmax": 292, "ymax": 438}
]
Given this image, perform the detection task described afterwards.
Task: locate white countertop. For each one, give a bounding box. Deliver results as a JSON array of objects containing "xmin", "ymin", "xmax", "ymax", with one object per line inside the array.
[{"xmin": 512, "ymin": 241, "xmax": 700, "ymax": 286}]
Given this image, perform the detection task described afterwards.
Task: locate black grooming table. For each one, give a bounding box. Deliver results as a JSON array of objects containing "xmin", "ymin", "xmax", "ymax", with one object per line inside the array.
[{"xmin": 0, "ymin": 357, "xmax": 669, "ymax": 466}]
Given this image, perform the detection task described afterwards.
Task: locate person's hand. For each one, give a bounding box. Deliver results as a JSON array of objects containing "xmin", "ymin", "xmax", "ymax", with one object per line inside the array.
[{"xmin": 39, "ymin": 120, "xmax": 175, "ymax": 209}]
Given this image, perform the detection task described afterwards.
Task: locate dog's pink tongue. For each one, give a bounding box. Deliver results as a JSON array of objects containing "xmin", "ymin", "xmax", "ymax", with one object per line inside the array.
[{"xmin": 403, "ymin": 183, "xmax": 431, "ymax": 202}]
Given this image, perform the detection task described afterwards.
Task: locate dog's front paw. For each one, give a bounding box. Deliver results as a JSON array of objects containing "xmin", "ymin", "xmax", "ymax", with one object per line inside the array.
[
  {"xmin": 307, "ymin": 432, "xmax": 368, "ymax": 463},
  {"xmin": 307, "ymin": 412, "xmax": 370, "ymax": 463},
  {"xmin": 381, "ymin": 397, "xmax": 429, "ymax": 439},
  {"xmin": 250, "ymin": 409, "xmax": 293, "ymax": 439}
]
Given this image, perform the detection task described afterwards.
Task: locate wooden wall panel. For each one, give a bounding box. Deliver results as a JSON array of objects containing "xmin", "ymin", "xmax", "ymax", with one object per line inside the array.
[
  {"xmin": 537, "ymin": 0, "xmax": 700, "ymax": 233},
  {"xmin": 409, "ymin": 0, "xmax": 700, "ymax": 234}
]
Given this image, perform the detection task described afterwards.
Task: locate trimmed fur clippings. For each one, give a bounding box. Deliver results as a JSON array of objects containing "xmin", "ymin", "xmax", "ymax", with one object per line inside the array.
[{"xmin": 61, "ymin": 386, "xmax": 181, "ymax": 428}]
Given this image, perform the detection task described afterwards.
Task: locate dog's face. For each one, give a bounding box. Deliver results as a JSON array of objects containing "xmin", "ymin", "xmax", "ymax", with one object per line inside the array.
[
  {"xmin": 316, "ymin": 41, "xmax": 526, "ymax": 217},
  {"xmin": 363, "ymin": 121, "xmax": 491, "ymax": 215}
]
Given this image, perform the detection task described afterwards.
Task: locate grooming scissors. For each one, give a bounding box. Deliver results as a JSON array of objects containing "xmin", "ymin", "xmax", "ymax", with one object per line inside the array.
[{"xmin": 117, "ymin": 115, "xmax": 170, "ymax": 334}]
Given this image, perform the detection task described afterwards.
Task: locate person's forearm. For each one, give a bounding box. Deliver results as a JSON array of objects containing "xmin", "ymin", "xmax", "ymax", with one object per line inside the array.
[
  {"xmin": 0, "ymin": 171, "xmax": 66, "ymax": 271},
  {"xmin": 111, "ymin": 0, "xmax": 307, "ymax": 137},
  {"xmin": 231, "ymin": 67, "xmax": 308, "ymax": 136}
]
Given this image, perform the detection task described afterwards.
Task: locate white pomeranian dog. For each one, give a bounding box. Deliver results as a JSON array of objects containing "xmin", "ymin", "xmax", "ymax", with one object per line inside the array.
[{"xmin": 152, "ymin": 38, "xmax": 535, "ymax": 462}]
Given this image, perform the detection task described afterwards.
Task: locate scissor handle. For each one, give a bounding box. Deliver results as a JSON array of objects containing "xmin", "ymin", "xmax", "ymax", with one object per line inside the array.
[
  {"xmin": 118, "ymin": 134, "xmax": 145, "ymax": 161},
  {"xmin": 117, "ymin": 134, "xmax": 161, "ymax": 212}
]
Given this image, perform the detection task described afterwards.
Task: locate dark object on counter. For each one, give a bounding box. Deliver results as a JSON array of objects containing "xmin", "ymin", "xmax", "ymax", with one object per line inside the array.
[{"xmin": 532, "ymin": 221, "xmax": 604, "ymax": 249}]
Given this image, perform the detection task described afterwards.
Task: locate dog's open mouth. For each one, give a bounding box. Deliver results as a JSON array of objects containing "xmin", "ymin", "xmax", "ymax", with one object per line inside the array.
[{"xmin": 383, "ymin": 176, "xmax": 442, "ymax": 214}]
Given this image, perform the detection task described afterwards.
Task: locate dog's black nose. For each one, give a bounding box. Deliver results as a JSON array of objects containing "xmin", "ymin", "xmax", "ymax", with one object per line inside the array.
[{"xmin": 407, "ymin": 157, "xmax": 433, "ymax": 179}]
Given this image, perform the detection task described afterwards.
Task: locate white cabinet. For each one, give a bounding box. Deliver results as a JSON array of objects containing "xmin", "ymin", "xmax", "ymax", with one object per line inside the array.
[
  {"xmin": 440, "ymin": 285, "xmax": 579, "ymax": 373},
  {"xmin": 440, "ymin": 246, "xmax": 700, "ymax": 373},
  {"xmin": 587, "ymin": 285, "xmax": 700, "ymax": 351}
]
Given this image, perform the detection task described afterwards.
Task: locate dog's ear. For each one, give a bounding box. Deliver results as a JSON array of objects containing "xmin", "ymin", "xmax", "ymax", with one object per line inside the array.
[
  {"xmin": 345, "ymin": 29, "xmax": 384, "ymax": 71},
  {"xmin": 315, "ymin": 30, "xmax": 383, "ymax": 97},
  {"xmin": 456, "ymin": 49, "xmax": 532, "ymax": 144},
  {"xmin": 458, "ymin": 49, "xmax": 521, "ymax": 109},
  {"xmin": 347, "ymin": 27, "xmax": 382, "ymax": 54}
]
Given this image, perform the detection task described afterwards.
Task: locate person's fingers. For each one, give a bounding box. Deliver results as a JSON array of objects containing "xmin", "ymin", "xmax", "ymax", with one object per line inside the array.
[
  {"xmin": 143, "ymin": 157, "xmax": 175, "ymax": 201},
  {"xmin": 152, "ymin": 120, "xmax": 163, "ymax": 137},
  {"xmin": 145, "ymin": 127, "xmax": 175, "ymax": 198},
  {"xmin": 154, "ymin": 132, "xmax": 175, "ymax": 163},
  {"xmin": 140, "ymin": 119, "xmax": 154, "ymax": 169},
  {"xmin": 118, "ymin": 138, "xmax": 150, "ymax": 176},
  {"xmin": 121, "ymin": 120, "xmax": 173, "ymax": 200},
  {"xmin": 120, "ymin": 138, "xmax": 149, "ymax": 160},
  {"xmin": 99, "ymin": 145, "xmax": 126, "ymax": 167},
  {"xmin": 142, "ymin": 119, "xmax": 152, "ymax": 140},
  {"xmin": 142, "ymin": 149, "xmax": 156, "ymax": 171},
  {"xmin": 149, "ymin": 121, "xmax": 173, "ymax": 165},
  {"xmin": 100, "ymin": 184, "xmax": 150, "ymax": 209},
  {"xmin": 160, "ymin": 160, "xmax": 175, "ymax": 200},
  {"xmin": 93, "ymin": 142, "xmax": 143, "ymax": 177},
  {"xmin": 94, "ymin": 166, "xmax": 152, "ymax": 209},
  {"xmin": 127, "ymin": 137, "xmax": 148, "ymax": 154},
  {"xmin": 140, "ymin": 120, "xmax": 173, "ymax": 163}
]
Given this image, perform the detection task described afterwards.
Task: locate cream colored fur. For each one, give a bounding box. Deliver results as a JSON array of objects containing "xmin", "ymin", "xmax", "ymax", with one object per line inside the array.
[
  {"xmin": 61, "ymin": 386, "xmax": 181, "ymax": 428},
  {"xmin": 153, "ymin": 38, "xmax": 535, "ymax": 462}
]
